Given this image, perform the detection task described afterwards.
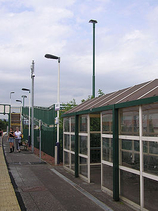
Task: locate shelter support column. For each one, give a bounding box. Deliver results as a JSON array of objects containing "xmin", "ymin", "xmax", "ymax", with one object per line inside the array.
[
  {"xmin": 75, "ymin": 115, "xmax": 79, "ymax": 177},
  {"xmin": 113, "ymin": 105, "xmax": 119, "ymax": 201}
]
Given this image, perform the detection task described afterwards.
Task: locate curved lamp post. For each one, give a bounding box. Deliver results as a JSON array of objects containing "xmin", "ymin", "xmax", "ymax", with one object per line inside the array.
[
  {"xmin": 9, "ymin": 91, "xmax": 15, "ymax": 130},
  {"xmin": 44, "ymin": 53, "xmax": 60, "ymax": 165}
]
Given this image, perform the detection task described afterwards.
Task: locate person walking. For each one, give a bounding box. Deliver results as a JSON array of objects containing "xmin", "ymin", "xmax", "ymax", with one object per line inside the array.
[
  {"xmin": 8, "ymin": 127, "xmax": 15, "ymax": 153},
  {"xmin": 15, "ymin": 127, "xmax": 22, "ymax": 152}
]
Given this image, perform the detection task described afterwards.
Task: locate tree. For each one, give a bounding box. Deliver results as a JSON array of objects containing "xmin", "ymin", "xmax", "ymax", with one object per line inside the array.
[{"xmin": 98, "ymin": 89, "xmax": 104, "ymax": 97}]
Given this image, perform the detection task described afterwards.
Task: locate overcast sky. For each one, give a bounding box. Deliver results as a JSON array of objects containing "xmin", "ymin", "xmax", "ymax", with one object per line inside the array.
[{"xmin": 1, "ymin": 0, "xmax": 158, "ymax": 110}]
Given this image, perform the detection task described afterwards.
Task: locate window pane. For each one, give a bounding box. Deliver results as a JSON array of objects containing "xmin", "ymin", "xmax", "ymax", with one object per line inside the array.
[
  {"xmin": 144, "ymin": 177, "xmax": 158, "ymax": 211},
  {"xmin": 90, "ymin": 133, "xmax": 101, "ymax": 163},
  {"xmin": 102, "ymin": 164, "xmax": 113, "ymax": 191},
  {"xmin": 71, "ymin": 135, "xmax": 75, "ymax": 152},
  {"xmin": 79, "ymin": 116, "xmax": 87, "ymax": 132},
  {"xmin": 120, "ymin": 170, "xmax": 140, "ymax": 205},
  {"xmin": 79, "ymin": 136, "xmax": 87, "ymax": 155},
  {"xmin": 102, "ymin": 111, "xmax": 113, "ymax": 134},
  {"xmin": 102, "ymin": 138, "xmax": 113, "ymax": 162},
  {"xmin": 142, "ymin": 105, "xmax": 158, "ymax": 136},
  {"xmin": 120, "ymin": 107, "xmax": 139, "ymax": 135},
  {"xmin": 143, "ymin": 141, "xmax": 158, "ymax": 176},
  {"xmin": 64, "ymin": 134, "xmax": 70, "ymax": 150},
  {"xmin": 71, "ymin": 153, "xmax": 75, "ymax": 171},
  {"xmin": 90, "ymin": 117, "xmax": 100, "ymax": 131},
  {"xmin": 64, "ymin": 117, "xmax": 69, "ymax": 132},
  {"xmin": 71, "ymin": 117, "xmax": 75, "ymax": 132},
  {"xmin": 79, "ymin": 157, "xmax": 88, "ymax": 177},
  {"xmin": 64, "ymin": 151, "xmax": 69, "ymax": 168},
  {"xmin": 120, "ymin": 139, "xmax": 140, "ymax": 170}
]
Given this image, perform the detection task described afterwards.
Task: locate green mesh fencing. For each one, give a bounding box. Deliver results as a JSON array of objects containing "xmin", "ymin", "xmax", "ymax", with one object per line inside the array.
[{"xmin": 22, "ymin": 105, "xmax": 63, "ymax": 160}]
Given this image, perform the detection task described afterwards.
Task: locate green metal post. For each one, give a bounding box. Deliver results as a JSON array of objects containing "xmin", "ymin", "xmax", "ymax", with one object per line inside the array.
[
  {"xmin": 75, "ymin": 115, "xmax": 79, "ymax": 177},
  {"xmin": 92, "ymin": 22, "xmax": 95, "ymax": 98},
  {"xmin": 113, "ymin": 105, "xmax": 119, "ymax": 201},
  {"xmin": 89, "ymin": 19, "xmax": 97, "ymax": 98}
]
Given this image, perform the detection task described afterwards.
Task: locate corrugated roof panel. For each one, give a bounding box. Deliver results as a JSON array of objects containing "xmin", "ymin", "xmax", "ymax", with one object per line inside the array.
[{"xmin": 64, "ymin": 79, "xmax": 158, "ymax": 115}]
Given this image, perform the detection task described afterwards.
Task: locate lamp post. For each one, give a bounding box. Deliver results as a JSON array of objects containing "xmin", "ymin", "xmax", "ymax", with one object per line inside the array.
[
  {"xmin": 16, "ymin": 100, "xmax": 22, "ymax": 131},
  {"xmin": 44, "ymin": 53, "xmax": 60, "ymax": 165},
  {"xmin": 89, "ymin": 19, "xmax": 97, "ymax": 98},
  {"xmin": 9, "ymin": 91, "xmax": 15, "ymax": 130},
  {"xmin": 31, "ymin": 60, "xmax": 35, "ymax": 153},
  {"xmin": 21, "ymin": 95, "xmax": 27, "ymax": 133},
  {"xmin": 22, "ymin": 88, "xmax": 31, "ymax": 147},
  {"xmin": 21, "ymin": 95, "xmax": 27, "ymax": 107}
]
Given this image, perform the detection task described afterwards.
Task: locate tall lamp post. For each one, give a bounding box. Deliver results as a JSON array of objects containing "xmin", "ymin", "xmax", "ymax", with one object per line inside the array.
[
  {"xmin": 9, "ymin": 91, "xmax": 15, "ymax": 130},
  {"xmin": 89, "ymin": 19, "xmax": 97, "ymax": 98},
  {"xmin": 16, "ymin": 100, "xmax": 22, "ymax": 131},
  {"xmin": 31, "ymin": 60, "xmax": 35, "ymax": 153},
  {"xmin": 44, "ymin": 53, "xmax": 60, "ymax": 165},
  {"xmin": 22, "ymin": 88, "xmax": 31, "ymax": 146},
  {"xmin": 21, "ymin": 95, "xmax": 27, "ymax": 133}
]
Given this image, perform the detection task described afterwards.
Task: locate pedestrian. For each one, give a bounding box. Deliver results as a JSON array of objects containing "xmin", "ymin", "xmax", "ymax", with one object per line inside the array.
[
  {"xmin": 8, "ymin": 127, "xmax": 15, "ymax": 153},
  {"xmin": 15, "ymin": 127, "xmax": 22, "ymax": 152}
]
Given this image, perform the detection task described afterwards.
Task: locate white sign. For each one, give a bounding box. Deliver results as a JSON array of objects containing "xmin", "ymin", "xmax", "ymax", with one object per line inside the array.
[{"xmin": 55, "ymin": 103, "xmax": 60, "ymax": 111}]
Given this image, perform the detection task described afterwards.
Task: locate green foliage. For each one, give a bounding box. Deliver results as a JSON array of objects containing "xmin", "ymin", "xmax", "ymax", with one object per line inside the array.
[
  {"xmin": 0, "ymin": 119, "xmax": 8, "ymax": 131},
  {"xmin": 98, "ymin": 89, "xmax": 104, "ymax": 97}
]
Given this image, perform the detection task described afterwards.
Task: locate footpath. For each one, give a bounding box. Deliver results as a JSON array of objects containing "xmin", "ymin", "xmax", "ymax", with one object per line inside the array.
[{"xmin": 1, "ymin": 135, "xmax": 135, "ymax": 211}]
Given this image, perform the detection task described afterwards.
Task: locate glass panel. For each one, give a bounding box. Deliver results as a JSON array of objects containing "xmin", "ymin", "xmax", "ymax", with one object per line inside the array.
[
  {"xmin": 90, "ymin": 116, "xmax": 100, "ymax": 131},
  {"xmin": 142, "ymin": 105, "xmax": 158, "ymax": 136},
  {"xmin": 64, "ymin": 134, "xmax": 70, "ymax": 150},
  {"xmin": 102, "ymin": 111, "xmax": 113, "ymax": 134},
  {"xmin": 71, "ymin": 135, "xmax": 75, "ymax": 152},
  {"xmin": 102, "ymin": 138, "xmax": 113, "ymax": 162},
  {"xmin": 120, "ymin": 139, "xmax": 140, "ymax": 170},
  {"xmin": 120, "ymin": 107, "xmax": 139, "ymax": 135},
  {"xmin": 79, "ymin": 136, "xmax": 87, "ymax": 155},
  {"xmin": 143, "ymin": 141, "xmax": 158, "ymax": 176},
  {"xmin": 64, "ymin": 117, "xmax": 69, "ymax": 132},
  {"xmin": 90, "ymin": 133, "xmax": 101, "ymax": 163},
  {"xmin": 120, "ymin": 170, "xmax": 140, "ymax": 205},
  {"xmin": 102, "ymin": 164, "xmax": 113, "ymax": 191},
  {"xmin": 71, "ymin": 117, "xmax": 75, "ymax": 132},
  {"xmin": 71, "ymin": 153, "xmax": 75, "ymax": 171},
  {"xmin": 144, "ymin": 177, "xmax": 158, "ymax": 211},
  {"xmin": 79, "ymin": 115, "xmax": 87, "ymax": 133},
  {"xmin": 79, "ymin": 157, "xmax": 88, "ymax": 177},
  {"xmin": 64, "ymin": 151, "xmax": 69, "ymax": 168}
]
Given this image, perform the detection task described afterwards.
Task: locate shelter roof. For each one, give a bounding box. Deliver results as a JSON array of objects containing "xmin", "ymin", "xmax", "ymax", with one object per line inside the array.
[{"xmin": 64, "ymin": 79, "xmax": 158, "ymax": 115}]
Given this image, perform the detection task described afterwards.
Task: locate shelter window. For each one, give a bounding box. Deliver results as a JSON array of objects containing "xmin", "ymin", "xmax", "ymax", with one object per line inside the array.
[
  {"xmin": 143, "ymin": 141, "xmax": 158, "ymax": 176},
  {"xmin": 120, "ymin": 139, "xmax": 140, "ymax": 170},
  {"xmin": 64, "ymin": 117, "xmax": 69, "ymax": 132},
  {"xmin": 79, "ymin": 115, "xmax": 88, "ymax": 133},
  {"xmin": 119, "ymin": 107, "xmax": 139, "ymax": 136},
  {"xmin": 142, "ymin": 104, "xmax": 158, "ymax": 136},
  {"xmin": 102, "ymin": 111, "xmax": 113, "ymax": 134}
]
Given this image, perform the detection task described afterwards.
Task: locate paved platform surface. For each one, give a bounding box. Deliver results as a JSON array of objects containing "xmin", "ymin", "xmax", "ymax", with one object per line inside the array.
[
  {"xmin": 1, "ymin": 135, "xmax": 135, "ymax": 211},
  {"xmin": 0, "ymin": 136, "xmax": 21, "ymax": 211}
]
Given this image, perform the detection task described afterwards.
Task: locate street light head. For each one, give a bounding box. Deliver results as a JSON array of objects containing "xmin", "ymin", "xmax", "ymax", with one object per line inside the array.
[
  {"xmin": 89, "ymin": 19, "xmax": 97, "ymax": 24},
  {"xmin": 22, "ymin": 88, "xmax": 30, "ymax": 93},
  {"xmin": 16, "ymin": 100, "xmax": 22, "ymax": 103},
  {"xmin": 45, "ymin": 54, "xmax": 59, "ymax": 60},
  {"xmin": 11, "ymin": 91, "xmax": 15, "ymax": 94},
  {"xmin": 21, "ymin": 95, "xmax": 27, "ymax": 98}
]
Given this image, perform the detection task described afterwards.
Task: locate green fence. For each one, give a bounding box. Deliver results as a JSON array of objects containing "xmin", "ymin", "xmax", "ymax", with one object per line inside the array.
[{"xmin": 22, "ymin": 105, "xmax": 63, "ymax": 161}]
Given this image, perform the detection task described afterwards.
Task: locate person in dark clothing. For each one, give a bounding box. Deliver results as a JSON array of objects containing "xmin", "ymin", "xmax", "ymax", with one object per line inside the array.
[{"xmin": 8, "ymin": 127, "xmax": 15, "ymax": 153}]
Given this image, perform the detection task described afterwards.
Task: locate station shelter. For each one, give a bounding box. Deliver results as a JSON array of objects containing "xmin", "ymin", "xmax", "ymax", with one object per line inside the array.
[{"xmin": 62, "ymin": 79, "xmax": 158, "ymax": 211}]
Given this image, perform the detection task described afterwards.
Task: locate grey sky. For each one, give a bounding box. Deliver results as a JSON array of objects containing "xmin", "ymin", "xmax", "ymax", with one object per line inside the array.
[{"xmin": 0, "ymin": 0, "xmax": 158, "ymax": 109}]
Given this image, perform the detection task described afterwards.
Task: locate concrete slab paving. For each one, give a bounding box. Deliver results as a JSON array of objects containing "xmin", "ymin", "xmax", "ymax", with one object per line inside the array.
[{"xmin": 2, "ymin": 135, "xmax": 136, "ymax": 211}]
